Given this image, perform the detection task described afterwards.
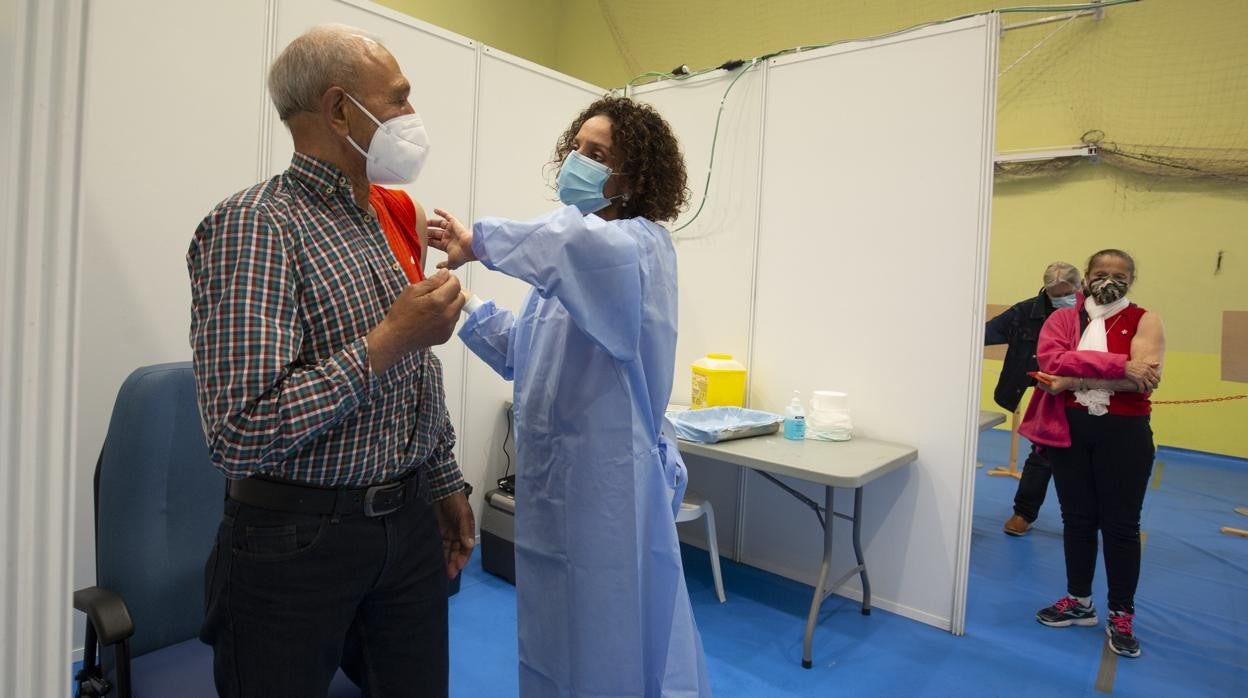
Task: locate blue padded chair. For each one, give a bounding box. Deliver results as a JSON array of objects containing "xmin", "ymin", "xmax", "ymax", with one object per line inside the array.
[{"xmin": 74, "ymin": 363, "xmax": 359, "ymax": 697}]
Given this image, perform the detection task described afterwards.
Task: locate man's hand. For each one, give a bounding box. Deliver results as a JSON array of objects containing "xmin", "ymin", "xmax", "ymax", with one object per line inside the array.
[
  {"xmin": 427, "ymin": 209, "xmax": 477, "ymax": 270},
  {"xmin": 367, "ymin": 270, "xmax": 465, "ymax": 375},
  {"xmin": 434, "ymin": 489, "xmax": 476, "ymax": 579}
]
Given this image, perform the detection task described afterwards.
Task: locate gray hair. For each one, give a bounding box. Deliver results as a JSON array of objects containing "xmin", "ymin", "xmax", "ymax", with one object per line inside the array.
[
  {"xmin": 268, "ymin": 24, "xmax": 382, "ymax": 121},
  {"xmin": 1042, "ymin": 261, "xmax": 1080, "ymax": 289}
]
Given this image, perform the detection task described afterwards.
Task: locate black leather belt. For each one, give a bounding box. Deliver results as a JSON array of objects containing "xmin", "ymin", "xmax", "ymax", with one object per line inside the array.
[{"xmin": 227, "ymin": 468, "xmax": 425, "ymax": 518}]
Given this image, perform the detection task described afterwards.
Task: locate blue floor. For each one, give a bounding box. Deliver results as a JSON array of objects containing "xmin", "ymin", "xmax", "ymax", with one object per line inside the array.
[{"xmin": 448, "ymin": 431, "xmax": 1248, "ymax": 696}]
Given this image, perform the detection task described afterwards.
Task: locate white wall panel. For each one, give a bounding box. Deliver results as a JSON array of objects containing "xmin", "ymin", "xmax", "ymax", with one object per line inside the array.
[
  {"xmin": 639, "ymin": 15, "xmax": 998, "ymax": 630},
  {"xmin": 744, "ymin": 15, "xmax": 998, "ymax": 630},
  {"xmin": 4, "ymin": 1, "xmax": 88, "ymax": 692},
  {"xmin": 635, "ymin": 68, "xmax": 765, "ymax": 407},
  {"xmin": 73, "ymin": 0, "xmax": 273, "ymax": 645}
]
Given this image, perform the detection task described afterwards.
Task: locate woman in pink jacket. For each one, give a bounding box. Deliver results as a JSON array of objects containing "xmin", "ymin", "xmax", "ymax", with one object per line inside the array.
[{"xmin": 1020, "ymin": 249, "xmax": 1165, "ymax": 659}]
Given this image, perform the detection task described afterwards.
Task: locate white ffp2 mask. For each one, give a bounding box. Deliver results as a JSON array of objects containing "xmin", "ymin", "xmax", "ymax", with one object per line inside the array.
[{"xmin": 344, "ymin": 93, "xmax": 431, "ymax": 185}]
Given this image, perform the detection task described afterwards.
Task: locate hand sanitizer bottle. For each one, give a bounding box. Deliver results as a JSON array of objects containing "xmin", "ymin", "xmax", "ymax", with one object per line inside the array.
[{"xmin": 784, "ymin": 391, "xmax": 806, "ymax": 440}]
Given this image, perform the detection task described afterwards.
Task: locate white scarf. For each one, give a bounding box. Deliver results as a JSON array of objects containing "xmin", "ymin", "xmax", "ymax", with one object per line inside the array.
[{"xmin": 1073, "ymin": 295, "xmax": 1130, "ymax": 415}]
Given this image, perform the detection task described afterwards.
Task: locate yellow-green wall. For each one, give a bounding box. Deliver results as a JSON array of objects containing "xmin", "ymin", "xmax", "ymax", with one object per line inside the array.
[
  {"xmin": 988, "ymin": 166, "xmax": 1248, "ymax": 458},
  {"xmin": 374, "ymin": 0, "xmax": 563, "ymax": 69},
  {"xmin": 382, "ymin": 0, "xmax": 1248, "ymax": 458},
  {"xmin": 375, "ymin": 0, "xmax": 632, "ymax": 85}
]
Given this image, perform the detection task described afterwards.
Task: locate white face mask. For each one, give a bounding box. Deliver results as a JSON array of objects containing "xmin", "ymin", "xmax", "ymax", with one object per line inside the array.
[{"xmin": 344, "ymin": 93, "xmax": 431, "ymax": 185}]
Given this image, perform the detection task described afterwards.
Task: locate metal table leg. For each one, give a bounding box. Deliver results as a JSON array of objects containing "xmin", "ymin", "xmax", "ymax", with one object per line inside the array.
[
  {"xmin": 802, "ymin": 485, "xmax": 835, "ymax": 669},
  {"xmin": 753, "ymin": 473, "xmax": 873, "ymax": 668},
  {"xmin": 853, "ymin": 486, "xmax": 871, "ymax": 615}
]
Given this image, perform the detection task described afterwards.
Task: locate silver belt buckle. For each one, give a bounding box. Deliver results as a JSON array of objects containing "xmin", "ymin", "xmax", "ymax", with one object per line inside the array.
[{"xmin": 363, "ymin": 481, "xmax": 405, "ymax": 517}]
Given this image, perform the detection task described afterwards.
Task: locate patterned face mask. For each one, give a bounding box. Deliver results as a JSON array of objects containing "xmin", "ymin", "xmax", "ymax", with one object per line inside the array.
[{"xmin": 1087, "ymin": 277, "xmax": 1128, "ymax": 305}]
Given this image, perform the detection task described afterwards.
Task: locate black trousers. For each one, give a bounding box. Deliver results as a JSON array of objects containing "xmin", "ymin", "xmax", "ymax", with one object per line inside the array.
[
  {"xmin": 1012, "ymin": 444, "xmax": 1051, "ymax": 523},
  {"xmin": 1049, "ymin": 409, "xmax": 1154, "ymax": 613},
  {"xmin": 201, "ymin": 475, "xmax": 448, "ymax": 697}
]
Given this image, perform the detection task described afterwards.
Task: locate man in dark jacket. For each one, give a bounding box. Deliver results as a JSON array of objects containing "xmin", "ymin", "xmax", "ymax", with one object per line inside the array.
[{"xmin": 985, "ymin": 261, "xmax": 1080, "ymax": 536}]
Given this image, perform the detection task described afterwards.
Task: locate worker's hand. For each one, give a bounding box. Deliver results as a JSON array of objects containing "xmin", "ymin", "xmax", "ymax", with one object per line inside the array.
[
  {"xmin": 366, "ymin": 270, "xmax": 465, "ymax": 374},
  {"xmin": 427, "ymin": 209, "xmax": 477, "ymax": 270},
  {"xmin": 435, "ymin": 489, "xmax": 476, "ymax": 579},
  {"xmin": 1124, "ymin": 360, "xmax": 1160, "ymax": 392}
]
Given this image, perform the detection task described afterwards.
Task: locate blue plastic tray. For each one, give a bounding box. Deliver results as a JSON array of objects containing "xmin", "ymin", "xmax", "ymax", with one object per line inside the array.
[{"xmin": 666, "ymin": 406, "xmax": 784, "ymax": 444}]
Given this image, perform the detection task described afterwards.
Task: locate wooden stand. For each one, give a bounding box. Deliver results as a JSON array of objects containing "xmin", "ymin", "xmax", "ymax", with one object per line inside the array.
[
  {"xmin": 987, "ymin": 408, "xmax": 1023, "ymax": 479},
  {"xmin": 1223, "ymin": 507, "xmax": 1248, "ymax": 537}
]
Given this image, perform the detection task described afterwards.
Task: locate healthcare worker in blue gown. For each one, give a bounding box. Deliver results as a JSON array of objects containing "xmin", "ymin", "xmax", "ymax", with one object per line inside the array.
[{"xmin": 428, "ymin": 96, "xmax": 711, "ymax": 697}]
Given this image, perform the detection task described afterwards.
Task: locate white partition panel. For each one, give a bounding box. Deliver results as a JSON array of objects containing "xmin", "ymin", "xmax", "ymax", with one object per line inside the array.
[
  {"xmin": 635, "ymin": 69, "xmax": 765, "ymax": 406},
  {"xmin": 459, "ymin": 47, "xmax": 602, "ymax": 504},
  {"xmin": 635, "ymin": 69, "xmax": 767, "ymax": 559},
  {"xmin": 6, "ymin": 1, "xmax": 87, "ymax": 690},
  {"xmin": 743, "ymin": 15, "xmax": 998, "ymax": 631},
  {"xmin": 268, "ymin": 0, "xmax": 479, "ymax": 472},
  {"xmin": 73, "ymin": 0, "xmax": 274, "ymax": 645}
]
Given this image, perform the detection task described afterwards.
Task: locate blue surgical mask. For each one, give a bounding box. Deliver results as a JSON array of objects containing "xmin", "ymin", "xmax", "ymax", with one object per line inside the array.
[
  {"xmin": 1050, "ymin": 293, "xmax": 1077, "ymax": 309},
  {"xmin": 556, "ymin": 151, "xmax": 624, "ymax": 215}
]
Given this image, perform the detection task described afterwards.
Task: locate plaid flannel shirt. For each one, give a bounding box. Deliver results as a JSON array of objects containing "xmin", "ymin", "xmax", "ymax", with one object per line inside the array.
[{"xmin": 187, "ymin": 153, "xmax": 463, "ymax": 497}]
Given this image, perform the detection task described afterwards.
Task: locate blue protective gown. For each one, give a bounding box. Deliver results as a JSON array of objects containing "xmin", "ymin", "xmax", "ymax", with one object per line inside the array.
[{"xmin": 459, "ymin": 205, "xmax": 711, "ymax": 697}]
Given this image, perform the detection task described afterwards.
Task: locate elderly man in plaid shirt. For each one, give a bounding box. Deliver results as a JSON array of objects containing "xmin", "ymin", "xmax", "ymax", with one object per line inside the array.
[{"xmin": 188, "ymin": 25, "xmax": 471, "ymax": 697}]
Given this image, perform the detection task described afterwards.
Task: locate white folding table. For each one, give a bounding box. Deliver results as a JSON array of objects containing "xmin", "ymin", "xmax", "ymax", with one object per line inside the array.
[
  {"xmin": 979, "ymin": 410, "xmax": 1006, "ymax": 432},
  {"xmin": 675, "ymin": 434, "xmax": 917, "ymax": 668}
]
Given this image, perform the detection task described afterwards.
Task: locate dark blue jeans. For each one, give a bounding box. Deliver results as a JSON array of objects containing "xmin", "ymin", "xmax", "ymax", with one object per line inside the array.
[
  {"xmin": 201, "ymin": 475, "xmax": 448, "ymax": 697},
  {"xmin": 1050, "ymin": 409, "xmax": 1154, "ymax": 613},
  {"xmin": 1012, "ymin": 444, "xmax": 1052, "ymax": 523}
]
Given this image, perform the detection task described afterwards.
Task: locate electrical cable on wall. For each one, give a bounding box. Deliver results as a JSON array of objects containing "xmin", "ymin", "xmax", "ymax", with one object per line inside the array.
[
  {"xmin": 622, "ymin": 0, "xmax": 1143, "ymax": 235},
  {"xmin": 624, "ymin": 2, "xmax": 1139, "ymax": 90},
  {"xmin": 495, "ymin": 406, "xmax": 516, "ymax": 495},
  {"xmin": 503, "ymin": 406, "xmax": 513, "ymax": 477},
  {"xmin": 672, "ymin": 59, "xmax": 760, "ymax": 233}
]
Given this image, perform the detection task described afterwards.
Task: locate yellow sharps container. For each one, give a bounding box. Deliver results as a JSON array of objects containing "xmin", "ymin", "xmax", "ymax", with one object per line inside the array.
[{"xmin": 690, "ymin": 354, "xmax": 746, "ymax": 409}]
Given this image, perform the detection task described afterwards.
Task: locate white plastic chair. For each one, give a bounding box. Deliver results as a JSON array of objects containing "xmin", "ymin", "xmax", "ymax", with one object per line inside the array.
[{"xmin": 676, "ymin": 491, "xmax": 726, "ymax": 603}]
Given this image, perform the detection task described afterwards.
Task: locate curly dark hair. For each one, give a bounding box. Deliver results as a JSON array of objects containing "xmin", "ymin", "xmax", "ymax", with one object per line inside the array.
[{"xmin": 550, "ymin": 96, "xmax": 689, "ymax": 223}]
